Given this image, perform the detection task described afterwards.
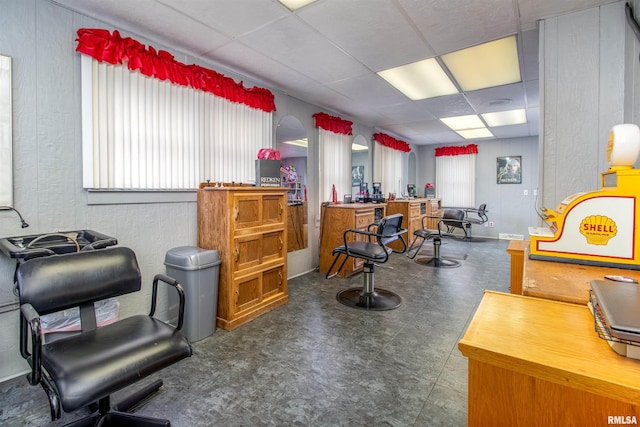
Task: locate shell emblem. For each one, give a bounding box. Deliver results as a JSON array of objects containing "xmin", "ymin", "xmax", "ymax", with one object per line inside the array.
[{"xmin": 579, "ymin": 215, "xmax": 617, "ymax": 245}]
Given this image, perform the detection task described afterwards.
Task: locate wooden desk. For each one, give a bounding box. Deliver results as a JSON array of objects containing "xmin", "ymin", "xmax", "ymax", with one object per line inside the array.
[
  {"xmin": 459, "ymin": 291, "xmax": 640, "ymax": 427},
  {"xmin": 508, "ymin": 241, "xmax": 640, "ymax": 304}
]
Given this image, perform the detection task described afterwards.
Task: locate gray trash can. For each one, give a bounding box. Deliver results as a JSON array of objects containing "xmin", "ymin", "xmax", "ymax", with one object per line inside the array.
[{"xmin": 165, "ymin": 246, "xmax": 221, "ymax": 342}]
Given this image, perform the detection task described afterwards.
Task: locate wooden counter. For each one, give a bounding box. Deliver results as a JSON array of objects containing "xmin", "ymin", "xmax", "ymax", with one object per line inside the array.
[
  {"xmin": 386, "ymin": 198, "xmax": 441, "ymax": 252},
  {"xmin": 508, "ymin": 240, "xmax": 640, "ymax": 304},
  {"xmin": 319, "ymin": 203, "xmax": 386, "ymax": 277},
  {"xmin": 459, "ymin": 291, "xmax": 640, "ymax": 426}
]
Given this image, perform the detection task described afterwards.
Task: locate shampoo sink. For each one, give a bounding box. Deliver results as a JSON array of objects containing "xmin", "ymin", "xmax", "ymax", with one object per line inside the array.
[{"xmin": 0, "ymin": 230, "xmax": 117, "ymax": 260}]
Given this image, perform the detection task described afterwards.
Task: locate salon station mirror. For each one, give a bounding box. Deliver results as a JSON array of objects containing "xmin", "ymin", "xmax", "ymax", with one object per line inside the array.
[
  {"xmin": 0, "ymin": 54, "xmax": 12, "ymax": 207},
  {"xmin": 276, "ymin": 115, "xmax": 308, "ymax": 252},
  {"xmin": 351, "ymin": 134, "xmax": 369, "ymax": 201}
]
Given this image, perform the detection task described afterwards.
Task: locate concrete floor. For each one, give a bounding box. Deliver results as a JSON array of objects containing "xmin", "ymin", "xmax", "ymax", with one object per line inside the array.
[{"xmin": 0, "ymin": 237, "xmax": 511, "ymax": 426}]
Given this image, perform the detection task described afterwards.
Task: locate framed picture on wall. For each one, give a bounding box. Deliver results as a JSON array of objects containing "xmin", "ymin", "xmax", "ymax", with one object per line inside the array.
[
  {"xmin": 352, "ymin": 165, "xmax": 364, "ymax": 187},
  {"xmin": 497, "ymin": 156, "xmax": 522, "ymax": 184}
]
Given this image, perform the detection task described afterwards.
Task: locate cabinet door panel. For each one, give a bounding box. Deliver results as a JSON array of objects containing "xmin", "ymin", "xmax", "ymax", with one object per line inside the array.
[
  {"xmin": 262, "ymin": 266, "xmax": 284, "ymax": 298},
  {"xmin": 234, "ymin": 234, "xmax": 262, "ymax": 272},
  {"xmin": 233, "ymin": 195, "xmax": 261, "ymax": 230},
  {"xmin": 235, "ymin": 273, "xmax": 261, "ymax": 313},
  {"xmin": 263, "ymin": 231, "xmax": 284, "ymax": 262},
  {"xmin": 262, "ymin": 195, "xmax": 284, "ymax": 225}
]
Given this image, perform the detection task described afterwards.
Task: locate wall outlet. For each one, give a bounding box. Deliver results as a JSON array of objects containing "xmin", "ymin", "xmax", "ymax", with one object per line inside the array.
[
  {"xmin": 523, "ymin": 189, "xmax": 529, "ymax": 196},
  {"xmin": 489, "ymin": 221, "xmax": 494, "ymax": 228}
]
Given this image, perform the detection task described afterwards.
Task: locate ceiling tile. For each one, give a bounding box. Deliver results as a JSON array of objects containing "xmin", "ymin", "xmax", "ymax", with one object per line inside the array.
[
  {"xmin": 297, "ymin": 0, "xmax": 435, "ymax": 71},
  {"xmin": 397, "ymin": 0, "xmax": 518, "ymax": 55}
]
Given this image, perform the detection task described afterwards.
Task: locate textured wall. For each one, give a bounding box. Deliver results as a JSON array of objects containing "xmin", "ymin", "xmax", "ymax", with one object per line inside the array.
[{"xmin": 540, "ymin": 2, "xmax": 627, "ymax": 209}]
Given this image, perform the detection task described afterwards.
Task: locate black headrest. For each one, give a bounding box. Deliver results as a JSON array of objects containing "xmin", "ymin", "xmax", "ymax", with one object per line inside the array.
[
  {"xmin": 378, "ymin": 214, "xmax": 404, "ymax": 245},
  {"xmin": 17, "ymin": 246, "xmax": 141, "ymax": 315},
  {"xmin": 443, "ymin": 209, "xmax": 465, "ymax": 221}
]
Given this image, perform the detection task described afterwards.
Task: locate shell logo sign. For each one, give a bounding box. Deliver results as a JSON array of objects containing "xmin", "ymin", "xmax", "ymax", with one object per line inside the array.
[{"xmin": 579, "ymin": 215, "xmax": 617, "ymax": 245}]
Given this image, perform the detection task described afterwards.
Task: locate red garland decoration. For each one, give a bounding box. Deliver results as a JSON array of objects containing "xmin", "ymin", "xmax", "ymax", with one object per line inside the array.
[
  {"xmin": 313, "ymin": 112, "xmax": 353, "ymax": 135},
  {"xmin": 373, "ymin": 132, "xmax": 411, "ymax": 153},
  {"xmin": 434, "ymin": 144, "xmax": 479, "ymax": 157},
  {"xmin": 76, "ymin": 28, "xmax": 276, "ymax": 113}
]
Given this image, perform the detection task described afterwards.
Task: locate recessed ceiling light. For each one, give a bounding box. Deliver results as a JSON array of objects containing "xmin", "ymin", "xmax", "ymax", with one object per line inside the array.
[
  {"xmin": 481, "ymin": 109, "xmax": 527, "ymax": 127},
  {"xmin": 377, "ymin": 58, "xmax": 458, "ymax": 100},
  {"xmin": 456, "ymin": 128, "xmax": 494, "ymax": 139},
  {"xmin": 278, "ymin": 0, "xmax": 317, "ymax": 11},
  {"xmin": 440, "ymin": 114, "xmax": 484, "ymax": 131},
  {"xmin": 441, "ymin": 36, "xmax": 521, "ymax": 91}
]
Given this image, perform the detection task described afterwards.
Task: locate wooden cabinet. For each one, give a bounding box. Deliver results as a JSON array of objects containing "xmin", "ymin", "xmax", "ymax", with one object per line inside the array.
[
  {"xmin": 197, "ymin": 187, "xmax": 288, "ymax": 331},
  {"xmin": 385, "ymin": 198, "xmax": 441, "ymax": 251},
  {"xmin": 459, "ymin": 291, "xmax": 640, "ymax": 426},
  {"xmin": 319, "ymin": 203, "xmax": 386, "ymax": 277}
]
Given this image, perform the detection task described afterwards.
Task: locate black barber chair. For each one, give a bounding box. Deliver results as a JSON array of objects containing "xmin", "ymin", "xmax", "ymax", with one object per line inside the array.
[
  {"xmin": 17, "ymin": 246, "xmax": 192, "ymax": 426},
  {"xmin": 326, "ymin": 214, "xmax": 407, "ymax": 310},
  {"xmin": 461, "ymin": 203, "xmax": 488, "ymax": 242},
  {"xmin": 438, "ymin": 209, "xmax": 468, "ymax": 240}
]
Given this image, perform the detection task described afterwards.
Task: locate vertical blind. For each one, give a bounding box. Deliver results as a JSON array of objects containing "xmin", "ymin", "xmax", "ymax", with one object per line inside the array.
[
  {"xmin": 373, "ymin": 143, "xmax": 402, "ymax": 196},
  {"xmin": 81, "ymin": 56, "xmax": 272, "ymax": 189},
  {"xmin": 435, "ymin": 152, "xmax": 476, "ymax": 207},
  {"xmin": 318, "ymin": 128, "xmax": 351, "ymax": 203}
]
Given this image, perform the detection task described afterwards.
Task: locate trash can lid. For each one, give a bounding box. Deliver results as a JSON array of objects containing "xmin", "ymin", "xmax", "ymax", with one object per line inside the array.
[{"xmin": 164, "ymin": 246, "xmax": 220, "ymax": 270}]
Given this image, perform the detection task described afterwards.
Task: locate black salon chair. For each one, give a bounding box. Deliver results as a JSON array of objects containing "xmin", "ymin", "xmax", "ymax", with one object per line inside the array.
[
  {"xmin": 17, "ymin": 246, "xmax": 193, "ymax": 426},
  {"xmin": 461, "ymin": 203, "xmax": 488, "ymax": 241},
  {"xmin": 406, "ymin": 215, "xmax": 439, "ymax": 259},
  {"xmin": 326, "ymin": 213, "xmax": 407, "ymax": 310},
  {"xmin": 438, "ymin": 209, "xmax": 468, "ymax": 240}
]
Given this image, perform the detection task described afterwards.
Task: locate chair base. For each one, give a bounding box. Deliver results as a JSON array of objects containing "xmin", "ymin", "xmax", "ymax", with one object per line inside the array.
[
  {"xmin": 415, "ymin": 256, "xmax": 461, "ymax": 268},
  {"xmin": 64, "ymin": 380, "xmax": 169, "ymax": 427},
  {"xmin": 336, "ymin": 287, "xmax": 402, "ymax": 310}
]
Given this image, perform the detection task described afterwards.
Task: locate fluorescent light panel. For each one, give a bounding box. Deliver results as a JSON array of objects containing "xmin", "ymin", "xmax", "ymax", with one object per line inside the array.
[
  {"xmin": 278, "ymin": 0, "xmax": 317, "ymax": 11},
  {"xmin": 456, "ymin": 128, "xmax": 494, "ymax": 139},
  {"xmin": 440, "ymin": 114, "xmax": 484, "ymax": 131},
  {"xmin": 352, "ymin": 143, "xmax": 368, "ymax": 151},
  {"xmin": 377, "ymin": 58, "xmax": 458, "ymax": 100},
  {"xmin": 441, "ymin": 36, "xmax": 521, "ymax": 91},
  {"xmin": 481, "ymin": 109, "xmax": 527, "ymax": 127},
  {"xmin": 282, "ymin": 138, "xmax": 308, "ymax": 148}
]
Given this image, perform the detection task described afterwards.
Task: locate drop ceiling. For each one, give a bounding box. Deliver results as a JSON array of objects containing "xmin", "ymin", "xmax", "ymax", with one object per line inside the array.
[{"xmin": 52, "ymin": 0, "xmax": 619, "ymax": 146}]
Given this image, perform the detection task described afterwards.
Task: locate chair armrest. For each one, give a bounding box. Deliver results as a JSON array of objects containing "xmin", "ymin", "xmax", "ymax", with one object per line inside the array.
[
  {"xmin": 150, "ymin": 274, "xmax": 186, "ymax": 331},
  {"xmin": 342, "ymin": 227, "xmax": 408, "ymax": 253},
  {"xmin": 20, "ymin": 303, "xmax": 43, "ymax": 385}
]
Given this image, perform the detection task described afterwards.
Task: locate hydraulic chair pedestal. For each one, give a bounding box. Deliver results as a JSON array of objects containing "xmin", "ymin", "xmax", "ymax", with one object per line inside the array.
[
  {"xmin": 336, "ymin": 262, "xmax": 402, "ymax": 310},
  {"xmin": 415, "ymin": 237, "xmax": 461, "ymax": 268}
]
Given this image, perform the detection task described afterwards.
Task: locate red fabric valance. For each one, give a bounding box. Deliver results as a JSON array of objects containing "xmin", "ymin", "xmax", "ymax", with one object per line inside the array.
[
  {"xmin": 76, "ymin": 28, "xmax": 276, "ymax": 113},
  {"xmin": 373, "ymin": 132, "xmax": 411, "ymax": 153},
  {"xmin": 434, "ymin": 144, "xmax": 479, "ymax": 157},
  {"xmin": 313, "ymin": 112, "xmax": 353, "ymax": 135}
]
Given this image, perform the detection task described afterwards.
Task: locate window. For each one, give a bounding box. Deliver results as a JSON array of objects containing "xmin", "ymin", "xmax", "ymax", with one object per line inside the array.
[
  {"xmin": 76, "ymin": 29, "xmax": 275, "ymax": 194},
  {"xmin": 435, "ymin": 144, "xmax": 477, "ymax": 207}
]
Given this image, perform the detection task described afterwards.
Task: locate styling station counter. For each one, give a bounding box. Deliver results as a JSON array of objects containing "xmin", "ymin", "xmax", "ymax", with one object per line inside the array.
[
  {"xmin": 385, "ymin": 198, "xmax": 441, "ymax": 252},
  {"xmin": 459, "ymin": 291, "xmax": 640, "ymax": 427},
  {"xmin": 319, "ymin": 203, "xmax": 386, "ymax": 278}
]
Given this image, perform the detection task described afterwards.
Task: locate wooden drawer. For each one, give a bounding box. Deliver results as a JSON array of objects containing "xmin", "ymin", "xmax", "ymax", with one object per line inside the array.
[
  {"xmin": 355, "ymin": 212, "xmax": 374, "ymax": 229},
  {"xmin": 409, "ymin": 205, "xmax": 421, "ymax": 218}
]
